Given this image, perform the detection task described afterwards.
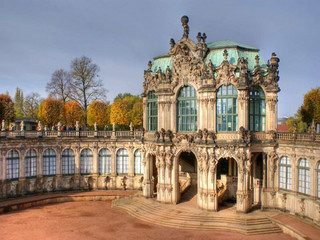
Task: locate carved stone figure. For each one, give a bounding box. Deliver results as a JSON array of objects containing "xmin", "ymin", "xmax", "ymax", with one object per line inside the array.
[{"xmin": 181, "ymin": 15, "xmax": 189, "ymax": 39}]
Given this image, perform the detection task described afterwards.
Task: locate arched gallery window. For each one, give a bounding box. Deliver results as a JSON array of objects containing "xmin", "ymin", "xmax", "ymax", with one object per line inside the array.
[
  {"xmin": 80, "ymin": 149, "xmax": 93, "ymax": 174},
  {"xmin": 249, "ymin": 86, "xmax": 266, "ymax": 132},
  {"xmin": 6, "ymin": 150, "xmax": 19, "ymax": 180},
  {"xmin": 217, "ymin": 84, "xmax": 238, "ymax": 132},
  {"xmin": 317, "ymin": 163, "xmax": 320, "ymax": 198},
  {"xmin": 99, "ymin": 148, "xmax": 111, "ymax": 174},
  {"xmin": 298, "ymin": 158, "xmax": 310, "ymax": 195},
  {"xmin": 177, "ymin": 86, "xmax": 197, "ymax": 132},
  {"xmin": 43, "ymin": 149, "xmax": 56, "ymax": 176},
  {"xmin": 62, "ymin": 149, "xmax": 75, "ymax": 175},
  {"xmin": 279, "ymin": 156, "xmax": 291, "ymax": 190},
  {"xmin": 116, "ymin": 148, "xmax": 128, "ymax": 174},
  {"xmin": 148, "ymin": 90, "xmax": 158, "ymax": 131},
  {"xmin": 25, "ymin": 149, "xmax": 37, "ymax": 177},
  {"xmin": 134, "ymin": 149, "xmax": 143, "ymax": 174}
]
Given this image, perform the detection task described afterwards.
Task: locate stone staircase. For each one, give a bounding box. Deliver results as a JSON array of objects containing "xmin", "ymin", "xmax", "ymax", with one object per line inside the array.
[{"xmin": 112, "ymin": 196, "xmax": 282, "ymax": 235}]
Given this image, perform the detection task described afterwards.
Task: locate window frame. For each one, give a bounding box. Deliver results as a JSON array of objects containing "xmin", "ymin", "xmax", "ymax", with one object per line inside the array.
[
  {"xmin": 279, "ymin": 156, "xmax": 292, "ymax": 191},
  {"xmin": 216, "ymin": 84, "xmax": 238, "ymax": 132},
  {"xmin": 134, "ymin": 149, "xmax": 143, "ymax": 175},
  {"xmin": 6, "ymin": 150, "xmax": 19, "ymax": 180},
  {"xmin": 249, "ymin": 86, "xmax": 266, "ymax": 132},
  {"xmin": 80, "ymin": 148, "xmax": 93, "ymax": 175},
  {"xmin": 62, "ymin": 149, "xmax": 75, "ymax": 175},
  {"xmin": 25, "ymin": 149, "xmax": 37, "ymax": 178},
  {"xmin": 43, "ymin": 149, "xmax": 56, "ymax": 176},
  {"xmin": 147, "ymin": 91, "xmax": 158, "ymax": 132},
  {"xmin": 298, "ymin": 158, "xmax": 310, "ymax": 195},
  {"xmin": 116, "ymin": 148, "xmax": 129, "ymax": 174},
  {"xmin": 99, "ymin": 148, "xmax": 111, "ymax": 175},
  {"xmin": 177, "ymin": 86, "xmax": 197, "ymax": 132}
]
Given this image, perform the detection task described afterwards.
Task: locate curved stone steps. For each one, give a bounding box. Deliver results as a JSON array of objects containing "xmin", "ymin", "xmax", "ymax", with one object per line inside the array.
[
  {"xmin": 113, "ymin": 197, "xmax": 273, "ymax": 224},
  {"xmin": 112, "ymin": 197, "xmax": 282, "ymax": 235}
]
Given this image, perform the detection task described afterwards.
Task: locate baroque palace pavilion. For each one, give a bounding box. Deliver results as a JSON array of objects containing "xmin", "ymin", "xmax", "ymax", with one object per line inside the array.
[{"xmin": 0, "ymin": 16, "xmax": 320, "ymax": 224}]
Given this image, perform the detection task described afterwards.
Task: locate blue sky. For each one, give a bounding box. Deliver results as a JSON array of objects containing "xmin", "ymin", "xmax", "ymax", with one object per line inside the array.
[{"xmin": 0, "ymin": 0, "xmax": 319, "ymax": 117}]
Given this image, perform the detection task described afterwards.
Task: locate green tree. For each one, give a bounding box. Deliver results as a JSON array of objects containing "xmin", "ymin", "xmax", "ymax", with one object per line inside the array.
[{"xmin": 14, "ymin": 87, "xmax": 24, "ymax": 118}]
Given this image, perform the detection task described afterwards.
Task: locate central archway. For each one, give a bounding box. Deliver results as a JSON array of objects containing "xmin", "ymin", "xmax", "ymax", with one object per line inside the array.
[
  {"xmin": 216, "ymin": 157, "xmax": 238, "ymax": 210},
  {"xmin": 178, "ymin": 151, "xmax": 197, "ymax": 204}
]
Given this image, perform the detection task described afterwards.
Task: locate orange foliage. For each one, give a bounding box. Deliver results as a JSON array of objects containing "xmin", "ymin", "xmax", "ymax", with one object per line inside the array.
[
  {"xmin": 38, "ymin": 98, "xmax": 63, "ymax": 127},
  {"xmin": 110, "ymin": 100, "xmax": 130, "ymax": 126},
  {"xmin": 0, "ymin": 94, "xmax": 15, "ymax": 123},
  {"xmin": 64, "ymin": 101, "xmax": 83, "ymax": 126},
  {"xmin": 87, "ymin": 100, "xmax": 110, "ymax": 126}
]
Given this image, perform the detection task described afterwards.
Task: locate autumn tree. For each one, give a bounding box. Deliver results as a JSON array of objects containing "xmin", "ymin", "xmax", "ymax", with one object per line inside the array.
[
  {"xmin": 87, "ymin": 100, "xmax": 110, "ymax": 127},
  {"xmin": 299, "ymin": 87, "xmax": 320, "ymax": 125},
  {"xmin": 46, "ymin": 69, "xmax": 72, "ymax": 104},
  {"xmin": 64, "ymin": 101, "xmax": 84, "ymax": 126},
  {"xmin": 70, "ymin": 56, "xmax": 107, "ymax": 126},
  {"xmin": 0, "ymin": 94, "xmax": 15, "ymax": 125},
  {"xmin": 110, "ymin": 100, "xmax": 130, "ymax": 128},
  {"xmin": 131, "ymin": 100, "xmax": 143, "ymax": 128},
  {"xmin": 38, "ymin": 98, "xmax": 64, "ymax": 127},
  {"xmin": 14, "ymin": 87, "xmax": 24, "ymax": 118},
  {"xmin": 24, "ymin": 92, "xmax": 41, "ymax": 119}
]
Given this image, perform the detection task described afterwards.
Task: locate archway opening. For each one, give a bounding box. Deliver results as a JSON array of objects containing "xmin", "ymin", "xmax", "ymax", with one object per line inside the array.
[
  {"xmin": 151, "ymin": 155, "xmax": 158, "ymax": 198},
  {"xmin": 217, "ymin": 158, "xmax": 238, "ymax": 210},
  {"xmin": 252, "ymin": 153, "xmax": 263, "ymax": 207},
  {"xmin": 178, "ymin": 151, "xmax": 197, "ymax": 204}
]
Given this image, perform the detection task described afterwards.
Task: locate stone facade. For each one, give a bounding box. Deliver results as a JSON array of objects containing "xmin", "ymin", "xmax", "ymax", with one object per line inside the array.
[{"xmin": 0, "ymin": 15, "xmax": 320, "ymax": 225}]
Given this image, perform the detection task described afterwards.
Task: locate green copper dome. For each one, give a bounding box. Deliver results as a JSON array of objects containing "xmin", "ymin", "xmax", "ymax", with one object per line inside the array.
[{"xmin": 151, "ymin": 40, "xmax": 266, "ymax": 74}]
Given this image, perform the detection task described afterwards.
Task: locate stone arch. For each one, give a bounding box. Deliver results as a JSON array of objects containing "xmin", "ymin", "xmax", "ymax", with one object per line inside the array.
[{"xmin": 173, "ymin": 83, "xmax": 198, "ymax": 99}]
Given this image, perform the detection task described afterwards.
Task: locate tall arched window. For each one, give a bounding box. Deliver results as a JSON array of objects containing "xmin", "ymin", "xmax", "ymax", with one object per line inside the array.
[
  {"xmin": 148, "ymin": 91, "xmax": 157, "ymax": 131},
  {"xmin": 134, "ymin": 149, "xmax": 143, "ymax": 174},
  {"xmin": 6, "ymin": 150, "xmax": 19, "ymax": 180},
  {"xmin": 80, "ymin": 149, "xmax": 93, "ymax": 174},
  {"xmin": 279, "ymin": 156, "xmax": 291, "ymax": 190},
  {"xmin": 217, "ymin": 85, "xmax": 238, "ymax": 132},
  {"xmin": 25, "ymin": 150, "xmax": 37, "ymax": 177},
  {"xmin": 43, "ymin": 149, "xmax": 56, "ymax": 176},
  {"xmin": 249, "ymin": 86, "xmax": 266, "ymax": 132},
  {"xmin": 298, "ymin": 158, "xmax": 310, "ymax": 195},
  {"xmin": 62, "ymin": 149, "xmax": 75, "ymax": 175},
  {"xmin": 318, "ymin": 163, "xmax": 320, "ymax": 198},
  {"xmin": 116, "ymin": 148, "xmax": 128, "ymax": 174},
  {"xmin": 99, "ymin": 148, "xmax": 111, "ymax": 174},
  {"xmin": 177, "ymin": 86, "xmax": 197, "ymax": 132}
]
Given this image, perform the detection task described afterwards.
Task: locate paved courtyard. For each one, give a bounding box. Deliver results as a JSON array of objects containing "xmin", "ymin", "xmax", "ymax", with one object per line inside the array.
[{"xmin": 0, "ymin": 200, "xmax": 294, "ymax": 240}]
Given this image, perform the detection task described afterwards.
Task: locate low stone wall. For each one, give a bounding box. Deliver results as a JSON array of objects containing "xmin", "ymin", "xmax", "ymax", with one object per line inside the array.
[
  {"xmin": 0, "ymin": 175, "xmax": 144, "ymax": 199},
  {"xmin": 0, "ymin": 190, "xmax": 137, "ymax": 214}
]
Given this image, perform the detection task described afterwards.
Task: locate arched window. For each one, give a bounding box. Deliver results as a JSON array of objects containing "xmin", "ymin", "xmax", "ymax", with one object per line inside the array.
[
  {"xmin": 217, "ymin": 85, "xmax": 238, "ymax": 132},
  {"xmin": 62, "ymin": 149, "xmax": 75, "ymax": 175},
  {"xmin": 99, "ymin": 148, "xmax": 111, "ymax": 174},
  {"xmin": 116, "ymin": 148, "xmax": 128, "ymax": 174},
  {"xmin": 43, "ymin": 149, "xmax": 56, "ymax": 176},
  {"xmin": 298, "ymin": 158, "xmax": 310, "ymax": 195},
  {"xmin": 318, "ymin": 163, "xmax": 320, "ymax": 198},
  {"xmin": 134, "ymin": 149, "xmax": 143, "ymax": 174},
  {"xmin": 25, "ymin": 150, "xmax": 37, "ymax": 177},
  {"xmin": 177, "ymin": 86, "xmax": 197, "ymax": 132},
  {"xmin": 80, "ymin": 149, "xmax": 93, "ymax": 174},
  {"xmin": 148, "ymin": 91, "xmax": 157, "ymax": 131},
  {"xmin": 249, "ymin": 86, "xmax": 266, "ymax": 132},
  {"xmin": 6, "ymin": 150, "xmax": 19, "ymax": 179},
  {"xmin": 279, "ymin": 156, "xmax": 291, "ymax": 190}
]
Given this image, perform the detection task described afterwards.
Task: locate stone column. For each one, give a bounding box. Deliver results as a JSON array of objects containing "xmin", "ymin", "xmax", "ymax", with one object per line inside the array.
[
  {"xmin": 171, "ymin": 100, "xmax": 177, "ymax": 133},
  {"xmin": 143, "ymin": 99, "xmax": 148, "ymax": 131},
  {"xmin": 38, "ymin": 148, "xmax": 43, "ymax": 177},
  {"xmin": 19, "ymin": 149, "xmax": 26, "ymax": 179},
  {"xmin": 128, "ymin": 147, "xmax": 134, "ymax": 177},
  {"xmin": 172, "ymin": 156, "xmax": 179, "ymax": 203},
  {"xmin": 73, "ymin": 147, "xmax": 80, "ymax": 190},
  {"xmin": 238, "ymin": 90, "xmax": 249, "ymax": 129},
  {"xmin": 143, "ymin": 153, "xmax": 152, "ymax": 198},
  {"xmin": 266, "ymin": 93, "xmax": 278, "ymax": 131},
  {"xmin": 92, "ymin": 146, "xmax": 99, "ymax": 189}
]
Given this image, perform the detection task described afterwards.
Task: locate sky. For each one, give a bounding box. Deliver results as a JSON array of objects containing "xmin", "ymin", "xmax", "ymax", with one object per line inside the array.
[{"xmin": 0, "ymin": 0, "xmax": 319, "ymax": 118}]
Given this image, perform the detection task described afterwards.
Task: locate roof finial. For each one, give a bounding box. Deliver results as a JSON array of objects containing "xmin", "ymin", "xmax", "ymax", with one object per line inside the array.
[
  {"xmin": 223, "ymin": 49, "xmax": 228, "ymax": 61},
  {"xmin": 255, "ymin": 55, "xmax": 260, "ymax": 66},
  {"xmin": 181, "ymin": 15, "xmax": 189, "ymax": 39}
]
